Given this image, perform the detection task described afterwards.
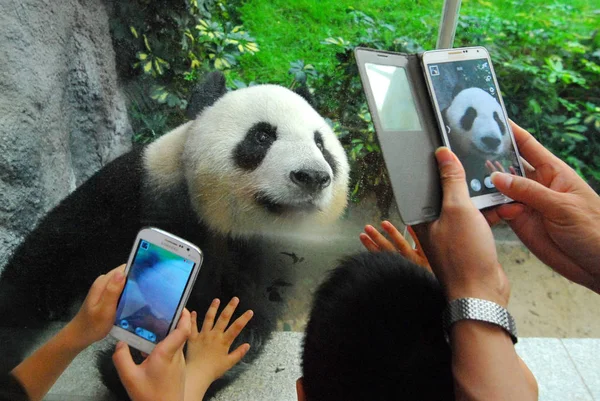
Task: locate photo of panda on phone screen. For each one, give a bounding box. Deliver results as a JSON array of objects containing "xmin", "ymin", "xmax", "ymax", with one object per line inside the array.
[{"xmin": 422, "ymin": 47, "xmax": 524, "ymax": 208}]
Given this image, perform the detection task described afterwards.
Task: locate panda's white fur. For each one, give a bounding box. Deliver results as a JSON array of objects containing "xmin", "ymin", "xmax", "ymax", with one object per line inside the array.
[
  {"xmin": 444, "ymin": 87, "xmax": 510, "ymax": 157},
  {"xmin": 145, "ymin": 84, "xmax": 350, "ymax": 237}
]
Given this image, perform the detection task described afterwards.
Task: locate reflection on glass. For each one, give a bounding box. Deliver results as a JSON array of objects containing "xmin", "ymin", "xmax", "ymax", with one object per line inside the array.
[{"xmin": 365, "ymin": 63, "xmax": 422, "ymax": 131}]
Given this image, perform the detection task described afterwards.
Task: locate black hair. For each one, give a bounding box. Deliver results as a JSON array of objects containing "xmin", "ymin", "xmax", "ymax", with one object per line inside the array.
[{"xmin": 301, "ymin": 251, "xmax": 454, "ymax": 401}]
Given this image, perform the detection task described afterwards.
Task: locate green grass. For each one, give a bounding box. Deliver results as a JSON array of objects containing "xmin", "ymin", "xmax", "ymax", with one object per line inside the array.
[{"xmin": 234, "ymin": 0, "xmax": 599, "ymax": 84}]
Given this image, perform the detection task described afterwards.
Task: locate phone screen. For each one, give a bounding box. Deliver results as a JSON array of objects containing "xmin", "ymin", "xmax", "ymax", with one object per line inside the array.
[
  {"xmin": 114, "ymin": 239, "xmax": 196, "ymax": 344},
  {"xmin": 425, "ymin": 58, "xmax": 522, "ymax": 198}
]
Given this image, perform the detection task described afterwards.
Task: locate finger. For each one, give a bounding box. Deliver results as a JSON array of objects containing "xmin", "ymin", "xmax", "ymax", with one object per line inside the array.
[
  {"xmin": 482, "ymin": 208, "xmax": 503, "ymax": 226},
  {"xmin": 363, "ymin": 225, "xmax": 395, "ymax": 252},
  {"xmin": 435, "ymin": 147, "xmax": 471, "ymax": 209},
  {"xmin": 214, "ymin": 297, "xmax": 240, "ymax": 332},
  {"xmin": 406, "ymin": 226, "xmax": 424, "ymax": 255},
  {"xmin": 224, "ymin": 309, "xmax": 254, "ymax": 344},
  {"xmin": 201, "ymin": 298, "xmax": 220, "ymax": 332},
  {"xmin": 381, "ymin": 221, "xmax": 414, "ymax": 256},
  {"xmin": 191, "ymin": 310, "xmax": 199, "ymax": 336},
  {"xmin": 112, "ymin": 342, "xmax": 138, "ymax": 385},
  {"xmin": 494, "ymin": 161, "xmax": 505, "ymax": 173},
  {"xmin": 495, "ymin": 202, "xmax": 528, "ymax": 221},
  {"xmin": 227, "ymin": 343, "xmax": 251, "ymax": 367},
  {"xmin": 359, "ymin": 233, "xmax": 380, "ymax": 253},
  {"xmin": 158, "ymin": 309, "xmax": 191, "ymax": 357},
  {"xmin": 491, "ymin": 172, "xmax": 562, "ymax": 216},
  {"xmin": 509, "ymin": 120, "xmax": 560, "ymax": 169},
  {"xmin": 85, "ymin": 274, "xmax": 111, "ymax": 308},
  {"xmin": 485, "ymin": 160, "xmax": 496, "ymax": 173},
  {"xmin": 101, "ymin": 266, "xmax": 126, "ymax": 309},
  {"xmin": 520, "ymin": 157, "xmax": 535, "ymax": 176},
  {"xmin": 509, "ymin": 166, "xmax": 517, "ymax": 175},
  {"xmin": 406, "ymin": 226, "xmax": 432, "ymax": 271},
  {"xmin": 89, "ymin": 265, "xmax": 127, "ymax": 306}
]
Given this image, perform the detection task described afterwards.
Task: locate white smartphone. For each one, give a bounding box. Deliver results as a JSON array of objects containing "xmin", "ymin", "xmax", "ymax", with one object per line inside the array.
[
  {"xmin": 110, "ymin": 227, "xmax": 203, "ymax": 353},
  {"xmin": 421, "ymin": 46, "xmax": 525, "ymax": 210}
]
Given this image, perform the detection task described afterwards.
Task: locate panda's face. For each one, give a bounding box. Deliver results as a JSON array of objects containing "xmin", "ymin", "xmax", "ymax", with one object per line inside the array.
[
  {"xmin": 444, "ymin": 87, "xmax": 509, "ymax": 157},
  {"xmin": 183, "ymin": 85, "xmax": 350, "ymax": 236}
]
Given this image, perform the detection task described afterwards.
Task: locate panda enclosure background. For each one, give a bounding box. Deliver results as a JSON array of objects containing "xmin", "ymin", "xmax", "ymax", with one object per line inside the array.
[{"xmin": 0, "ymin": 1, "xmax": 599, "ymax": 397}]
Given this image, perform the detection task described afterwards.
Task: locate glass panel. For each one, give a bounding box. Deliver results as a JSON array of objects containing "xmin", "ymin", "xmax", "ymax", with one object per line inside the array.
[{"xmin": 0, "ymin": 1, "xmax": 598, "ymax": 400}]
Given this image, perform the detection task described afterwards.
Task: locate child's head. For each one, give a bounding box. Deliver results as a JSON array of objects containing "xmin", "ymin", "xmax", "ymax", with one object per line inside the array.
[{"xmin": 299, "ymin": 251, "xmax": 454, "ymax": 401}]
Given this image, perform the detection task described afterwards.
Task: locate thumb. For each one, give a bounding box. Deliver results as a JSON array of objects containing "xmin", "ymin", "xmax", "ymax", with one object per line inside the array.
[
  {"xmin": 491, "ymin": 172, "xmax": 561, "ymax": 213},
  {"xmin": 435, "ymin": 147, "xmax": 471, "ymax": 208},
  {"xmin": 102, "ymin": 268, "xmax": 126, "ymax": 308},
  {"xmin": 112, "ymin": 342, "xmax": 137, "ymax": 384}
]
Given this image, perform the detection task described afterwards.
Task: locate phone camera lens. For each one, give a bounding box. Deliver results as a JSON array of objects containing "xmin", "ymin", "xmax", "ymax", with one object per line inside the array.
[{"xmin": 187, "ymin": 247, "xmax": 190, "ymax": 251}]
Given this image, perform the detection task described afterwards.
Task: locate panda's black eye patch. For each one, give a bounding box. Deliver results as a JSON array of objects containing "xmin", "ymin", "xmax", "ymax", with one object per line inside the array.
[
  {"xmin": 314, "ymin": 130, "xmax": 338, "ymax": 177},
  {"xmin": 460, "ymin": 107, "xmax": 477, "ymax": 131},
  {"xmin": 493, "ymin": 112, "xmax": 507, "ymax": 136},
  {"xmin": 234, "ymin": 122, "xmax": 278, "ymax": 171}
]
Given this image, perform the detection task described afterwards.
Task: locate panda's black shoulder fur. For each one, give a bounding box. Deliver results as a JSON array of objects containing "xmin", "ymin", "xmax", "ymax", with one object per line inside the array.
[{"xmin": 0, "ymin": 148, "xmax": 147, "ymax": 324}]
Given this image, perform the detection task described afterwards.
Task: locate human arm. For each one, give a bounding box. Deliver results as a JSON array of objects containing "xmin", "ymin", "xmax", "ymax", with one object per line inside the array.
[
  {"xmin": 184, "ymin": 297, "xmax": 253, "ymax": 401},
  {"xmin": 112, "ymin": 309, "xmax": 192, "ymax": 401},
  {"xmin": 11, "ymin": 265, "xmax": 126, "ymax": 401},
  {"xmin": 412, "ymin": 147, "xmax": 537, "ymax": 401},
  {"xmin": 488, "ymin": 121, "xmax": 600, "ymax": 294}
]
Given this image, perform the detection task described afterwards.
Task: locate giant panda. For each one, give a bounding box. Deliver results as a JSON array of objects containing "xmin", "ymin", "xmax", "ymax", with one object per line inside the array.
[
  {"xmin": 0, "ymin": 71, "xmax": 350, "ymax": 398},
  {"xmin": 443, "ymin": 86, "xmax": 512, "ymax": 189}
]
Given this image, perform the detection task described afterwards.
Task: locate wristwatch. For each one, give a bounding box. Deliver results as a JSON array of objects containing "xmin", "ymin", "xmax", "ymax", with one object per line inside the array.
[{"xmin": 442, "ymin": 298, "xmax": 518, "ymax": 344}]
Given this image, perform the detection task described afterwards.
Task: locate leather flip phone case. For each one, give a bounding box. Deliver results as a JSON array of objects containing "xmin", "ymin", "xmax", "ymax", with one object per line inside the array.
[{"xmin": 354, "ymin": 48, "xmax": 442, "ymax": 225}]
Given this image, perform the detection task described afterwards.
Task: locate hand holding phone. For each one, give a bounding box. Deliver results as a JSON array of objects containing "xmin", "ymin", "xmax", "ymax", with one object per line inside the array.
[{"xmin": 110, "ymin": 227, "xmax": 203, "ymax": 353}]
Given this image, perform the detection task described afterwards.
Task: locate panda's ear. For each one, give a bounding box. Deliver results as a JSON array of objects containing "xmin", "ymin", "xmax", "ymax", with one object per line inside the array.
[
  {"xmin": 186, "ymin": 71, "xmax": 228, "ymax": 119},
  {"xmin": 294, "ymin": 85, "xmax": 316, "ymax": 107}
]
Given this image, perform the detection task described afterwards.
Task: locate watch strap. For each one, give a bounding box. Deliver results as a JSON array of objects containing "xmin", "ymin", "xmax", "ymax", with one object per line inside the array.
[{"xmin": 443, "ymin": 297, "xmax": 518, "ymax": 344}]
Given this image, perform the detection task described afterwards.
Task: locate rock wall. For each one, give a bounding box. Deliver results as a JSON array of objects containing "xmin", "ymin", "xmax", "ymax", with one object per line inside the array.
[{"xmin": 0, "ymin": 0, "xmax": 131, "ymax": 270}]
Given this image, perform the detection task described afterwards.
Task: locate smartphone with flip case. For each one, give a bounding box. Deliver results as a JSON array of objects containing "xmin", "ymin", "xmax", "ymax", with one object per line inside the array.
[{"xmin": 355, "ymin": 46, "xmax": 525, "ymax": 223}]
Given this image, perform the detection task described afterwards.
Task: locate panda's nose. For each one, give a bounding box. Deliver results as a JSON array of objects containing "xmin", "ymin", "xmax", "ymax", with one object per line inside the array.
[
  {"xmin": 482, "ymin": 136, "xmax": 501, "ymax": 150},
  {"xmin": 290, "ymin": 169, "xmax": 331, "ymax": 193}
]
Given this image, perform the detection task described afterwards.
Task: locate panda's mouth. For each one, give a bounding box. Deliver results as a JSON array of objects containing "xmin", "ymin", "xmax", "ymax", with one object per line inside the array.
[
  {"xmin": 255, "ymin": 192, "xmax": 318, "ymax": 214},
  {"xmin": 472, "ymin": 142, "xmax": 502, "ymax": 157}
]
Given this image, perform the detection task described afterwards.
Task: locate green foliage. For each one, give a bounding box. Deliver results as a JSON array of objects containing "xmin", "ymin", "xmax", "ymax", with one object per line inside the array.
[
  {"xmin": 235, "ymin": 0, "xmax": 598, "ymax": 206},
  {"xmin": 288, "ymin": 60, "xmax": 318, "ymax": 88},
  {"xmin": 111, "ymin": 0, "xmax": 599, "ymax": 214},
  {"xmin": 309, "ymin": 8, "xmax": 426, "ymax": 212},
  {"xmin": 110, "ymin": 0, "xmax": 259, "ymax": 142}
]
